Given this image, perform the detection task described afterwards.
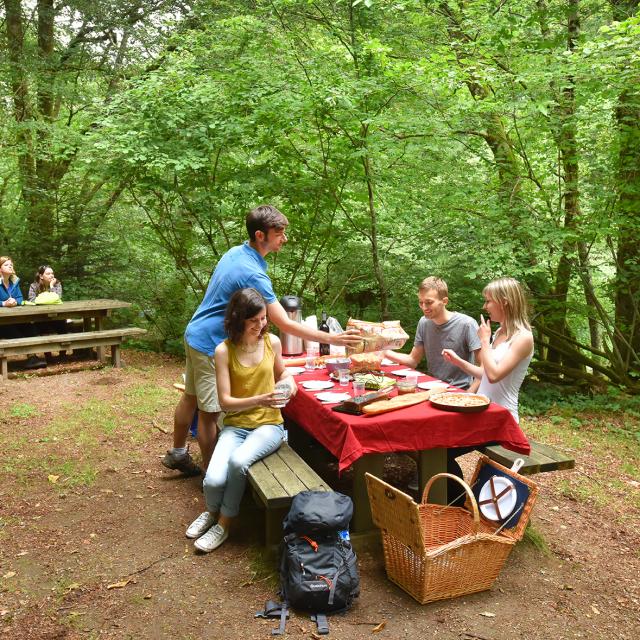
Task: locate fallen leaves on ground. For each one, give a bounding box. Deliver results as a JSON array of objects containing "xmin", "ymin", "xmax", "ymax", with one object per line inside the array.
[{"xmin": 107, "ymin": 577, "xmax": 136, "ymax": 590}]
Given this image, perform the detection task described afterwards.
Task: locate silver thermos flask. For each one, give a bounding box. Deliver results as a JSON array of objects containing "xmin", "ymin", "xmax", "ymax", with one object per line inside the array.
[{"xmin": 279, "ymin": 295, "xmax": 304, "ymax": 356}]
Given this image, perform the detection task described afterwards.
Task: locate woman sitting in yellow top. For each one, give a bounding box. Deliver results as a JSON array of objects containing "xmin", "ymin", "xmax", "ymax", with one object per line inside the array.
[{"xmin": 185, "ymin": 287, "xmax": 297, "ymax": 553}]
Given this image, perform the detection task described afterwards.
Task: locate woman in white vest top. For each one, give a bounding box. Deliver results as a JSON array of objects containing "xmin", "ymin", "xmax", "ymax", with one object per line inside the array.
[{"xmin": 442, "ymin": 277, "xmax": 534, "ymax": 424}]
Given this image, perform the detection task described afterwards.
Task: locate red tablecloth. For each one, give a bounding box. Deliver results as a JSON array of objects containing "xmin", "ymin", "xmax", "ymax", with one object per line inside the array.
[{"xmin": 283, "ymin": 368, "xmax": 530, "ymax": 473}]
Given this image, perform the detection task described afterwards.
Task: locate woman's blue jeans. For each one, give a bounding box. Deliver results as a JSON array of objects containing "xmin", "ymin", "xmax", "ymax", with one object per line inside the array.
[{"xmin": 203, "ymin": 423, "xmax": 285, "ymax": 518}]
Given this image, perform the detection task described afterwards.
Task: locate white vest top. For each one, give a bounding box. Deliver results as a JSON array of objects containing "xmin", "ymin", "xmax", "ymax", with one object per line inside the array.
[{"xmin": 477, "ymin": 330, "xmax": 533, "ymax": 424}]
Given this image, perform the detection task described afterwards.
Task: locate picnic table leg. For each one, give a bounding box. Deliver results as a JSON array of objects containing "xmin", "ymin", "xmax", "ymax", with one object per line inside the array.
[
  {"xmin": 95, "ymin": 316, "xmax": 105, "ymax": 361},
  {"xmin": 265, "ymin": 506, "xmax": 289, "ymax": 547},
  {"xmin": 351, "ymin": 454, "xmax": 385, "ymax": 533},
  {"xmin": 0, "ymin": 357, "xmax": 7, "ymax": 381},
  {"xmin": 111, "ymin": 343, "xmax": 121, "ymax": 368},
  {"xmin": 417, "ymin": 448, "xmax": 448, "ymax": 505}
]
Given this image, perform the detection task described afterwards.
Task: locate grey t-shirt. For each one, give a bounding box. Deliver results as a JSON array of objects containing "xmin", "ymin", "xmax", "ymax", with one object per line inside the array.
[{"xmin": 414, "ymin": 312, "xmax": 481, "ymax": 389}]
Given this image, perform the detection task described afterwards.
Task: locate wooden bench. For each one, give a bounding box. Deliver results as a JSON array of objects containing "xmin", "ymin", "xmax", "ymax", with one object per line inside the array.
[
  {"xmin": 479, "ymin": 439, "xmax": 575, "ymax": 475},
  {"xmin": 247, "ymin": 442, "xmax": 330, "ymax": 546},
  {"xmin": 0, "ymin": 327, "xmax": 147, "ymax": 380}
]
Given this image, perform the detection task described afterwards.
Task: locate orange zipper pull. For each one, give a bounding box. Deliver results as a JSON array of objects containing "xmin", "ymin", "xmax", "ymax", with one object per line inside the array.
[{"xmin": 300, "ymin": 535, "xmax": 318, "ymax": 552}]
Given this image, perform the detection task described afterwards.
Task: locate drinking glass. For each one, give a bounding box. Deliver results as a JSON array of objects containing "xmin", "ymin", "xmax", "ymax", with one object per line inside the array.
[
  {"xmin": 352, "ymin": 380, "xmax": 365, "ymax": 397},
  {"xmin": 305, "ymin": 343, "xmax": 319, "ymax": 370},
  {"xmin": 272, "ymin": 381, "xmax": 292, "ymax": 408},
  {"xmin": 338, "ymin": 368, "xmax": 350, "ymax": 387},
  {"xmin": 397, "ymin": 373, "xmax": 418, "ymax": 395}
]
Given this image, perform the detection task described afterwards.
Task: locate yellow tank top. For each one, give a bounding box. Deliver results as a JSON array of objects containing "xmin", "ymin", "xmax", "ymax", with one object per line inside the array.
[{"xmin": 223, "ymin": 333, "xmax": 282, "ymax": 429}]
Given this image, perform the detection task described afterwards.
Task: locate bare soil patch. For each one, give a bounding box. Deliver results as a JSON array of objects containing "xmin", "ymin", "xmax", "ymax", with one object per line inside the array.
[{"xmin": 1, "ymin": 351, "xmax": 638, "ymax": 639}]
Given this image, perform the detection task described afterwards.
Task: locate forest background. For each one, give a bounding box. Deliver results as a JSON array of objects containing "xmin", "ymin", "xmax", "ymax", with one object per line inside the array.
[{"xmin": 1, "ymin": 0, "xmax": 639, "ymax": 392}]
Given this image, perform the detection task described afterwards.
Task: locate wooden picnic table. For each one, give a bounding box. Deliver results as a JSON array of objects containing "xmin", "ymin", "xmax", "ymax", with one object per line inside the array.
[
  {"xmin": 282, "ymin": 365, "xmax": 530, "ymax": 533},
  {"xmin": 0, "ymin": 299, "xmax": 134, "ymax": 368},
  {"xmin": 0, "ymin": 299, "xmax": 131, "ymax": 328}
]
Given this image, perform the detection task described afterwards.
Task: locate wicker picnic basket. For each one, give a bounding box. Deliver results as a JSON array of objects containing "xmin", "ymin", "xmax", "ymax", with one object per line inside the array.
[{"xmin": 365, "ymin": 455, "xmax": 538, "ymax": 604}]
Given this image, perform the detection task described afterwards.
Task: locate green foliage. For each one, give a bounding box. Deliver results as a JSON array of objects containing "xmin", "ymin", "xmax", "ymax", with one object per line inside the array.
[
  {"xmin": 521, "ymin": 383, "xmax": 640, "ymax": 421},
  {"xmin": 522, "ymin": 524, "xmax": 551, "ymax": 556},
  {"xmin": 9, "ymin": 403, "xmax": 39, "ymax": 419},
  {"xmin": 1, "ymin": 1, "xmax": 639, "ymax": 389}
]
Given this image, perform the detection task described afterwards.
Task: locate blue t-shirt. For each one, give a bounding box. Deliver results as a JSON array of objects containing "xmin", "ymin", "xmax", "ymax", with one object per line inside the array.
[{"xmin": 184, "ymin": 242, "xmax": 277, "ymax": 356}]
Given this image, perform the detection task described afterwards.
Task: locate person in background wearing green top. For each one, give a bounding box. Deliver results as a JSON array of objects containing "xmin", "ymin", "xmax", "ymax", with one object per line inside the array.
[{"xmin": 185, "ymin": 288, "xmax": 296, "ymax": 553}]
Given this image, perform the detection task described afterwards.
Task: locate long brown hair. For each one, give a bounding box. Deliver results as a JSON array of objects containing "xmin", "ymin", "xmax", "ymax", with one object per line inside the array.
[
  {"xmin": 32, "ymin": 265, "xmax": 57, "ymax": 295},
  {"xmin": 224, "ymin": 288, "xmax": 268, "ymax": 344}
]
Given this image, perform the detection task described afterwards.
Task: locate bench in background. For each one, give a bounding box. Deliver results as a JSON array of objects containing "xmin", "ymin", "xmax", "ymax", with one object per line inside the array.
[
  {"xmin": 247, "ymin": 442, "xmax": 330, "ymax": 546},
  {"xmin": 480, "ymin": 439, "xmax": 575, "ymax": 474},
  {"xmin": 0, "ymin": 327, "xmax": 146, "ymax": 381}
]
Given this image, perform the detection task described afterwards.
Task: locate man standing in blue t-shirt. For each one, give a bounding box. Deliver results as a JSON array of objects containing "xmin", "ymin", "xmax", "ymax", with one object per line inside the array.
[{"xmin": 163, "ymin": 204, "xmax": 361, "ymax": 476}]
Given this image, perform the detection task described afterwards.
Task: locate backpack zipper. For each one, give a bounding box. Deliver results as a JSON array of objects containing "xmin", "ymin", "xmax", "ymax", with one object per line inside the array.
[{"xmin": 300, "ymin": 535, "xmax": 318, "ymax": 552}]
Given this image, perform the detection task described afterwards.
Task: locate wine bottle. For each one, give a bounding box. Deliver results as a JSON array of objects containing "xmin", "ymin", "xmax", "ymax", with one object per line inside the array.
[{"xmin": 319, "ymin": 311, "xmax": 330, "ymax": 356}]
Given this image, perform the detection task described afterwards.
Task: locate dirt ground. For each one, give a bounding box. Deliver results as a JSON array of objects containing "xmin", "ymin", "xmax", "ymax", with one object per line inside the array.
[{"xmin": 0, "ymin": 351, "xmax": 638, "ymax": 640}]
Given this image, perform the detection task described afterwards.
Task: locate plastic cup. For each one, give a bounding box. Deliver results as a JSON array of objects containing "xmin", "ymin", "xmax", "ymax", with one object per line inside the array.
[
  {"xmin": 338, "ymin": 368, "xmax": 350, "ymax": 387},
  {"xmin": 272, "ymin": 381, "xmax": 292, "ymax": 408},
  {"xmin": 352, "ymin": 380, "xmax": 365, "ymax": 397}
]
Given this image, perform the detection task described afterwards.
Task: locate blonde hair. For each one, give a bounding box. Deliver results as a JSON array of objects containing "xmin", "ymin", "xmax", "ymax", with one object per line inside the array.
[
  {"xmin": 419, "ymin": 276, "xmax": 448, "ymax": 300},
  {"xmin": 483, "ymin": 277, "xmax": 531, "ymax": 339},
  {"xmin": 0, "ymin": 256, "xmax": 17, "ymax": 284}
]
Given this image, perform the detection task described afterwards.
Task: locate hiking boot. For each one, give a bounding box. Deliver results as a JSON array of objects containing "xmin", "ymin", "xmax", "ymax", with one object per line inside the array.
[
  {"xmin": 194, "ymin": 524, "xmax": 228, "ymax": 553},
  {"xmin": 186, "ymin": 511, "xmax": 216, "ymax": 539},
  {"xmin": 24, "ymin": 356, "xmax": 47, "ymax": 370},
  {"xmin": 161, "ymin": 449, "xmax": 202, "ymax": 476}
]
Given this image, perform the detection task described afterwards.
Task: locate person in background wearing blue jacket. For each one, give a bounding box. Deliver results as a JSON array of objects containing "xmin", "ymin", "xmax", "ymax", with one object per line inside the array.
[{"xmin": 0, "ymin": 256, "xmax": 46, "ymax": 369}]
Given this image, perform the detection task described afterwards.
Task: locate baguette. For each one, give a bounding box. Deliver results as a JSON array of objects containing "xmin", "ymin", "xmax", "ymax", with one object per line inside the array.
[
  {"xmin": 362, "ymin": 391, "xmax": 432, "ymax": 416},
  {"xmin": 283, "ymin": 357, "xmax": 307, "ymax": 367},
  {"xmin": 284, "ymin": 354, "xmax": 334, "ymax": 368}
]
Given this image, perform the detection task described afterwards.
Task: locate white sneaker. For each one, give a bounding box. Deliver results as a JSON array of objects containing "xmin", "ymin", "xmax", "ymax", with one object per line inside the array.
[
  {"xmin": 194, "ymin": 524, "xmax": 229, "ymax": 553},
  {"xmin": 186, "ymin": 512, "xmax": 216, "ymax": 539}
]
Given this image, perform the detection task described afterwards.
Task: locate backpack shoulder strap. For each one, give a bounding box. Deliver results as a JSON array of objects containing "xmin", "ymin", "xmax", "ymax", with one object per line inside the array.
[{"xmin": 272, "ymin": 602, "xmax": 289, "ymax": 636}]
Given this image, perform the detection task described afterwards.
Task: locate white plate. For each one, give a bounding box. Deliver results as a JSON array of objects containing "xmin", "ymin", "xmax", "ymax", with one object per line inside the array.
[
  {"xmin": 417, "ymin": 380, "xmax": 449, "ymax": 391},
  {"xmin": 315, "ymin": 392, "xmax": 351, "ymax": 404},
  {"xmin": 478, "ymin": 476, "xmax": 517, "ymax": 521},
  {"xmin": 302, "ymin": 380, "xmax": 335, "ymax": 391},
  {"xmin": 381, "ymin": 358, "xmax": 395, "ymax": 366},
  {"xmin": 285, "ymin": 366, "xmax": 305, "ymax": 375},
  {"xmin": 391, "ymin": 369, "xmax": 419, "ymax": 377}
]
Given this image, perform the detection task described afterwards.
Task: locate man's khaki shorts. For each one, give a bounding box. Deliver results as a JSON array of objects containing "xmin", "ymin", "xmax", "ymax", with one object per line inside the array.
[{"xmin": 184, "ymin": 338, "xmax": 221, "ymax": 413}]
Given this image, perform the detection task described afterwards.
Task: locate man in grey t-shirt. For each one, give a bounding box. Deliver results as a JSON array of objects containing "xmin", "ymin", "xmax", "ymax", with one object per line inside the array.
[
  {"xmin": 384, "ymin": 276, "xmax": 481, "ymax": 389},
  {"xmin": 384, "ymin": 276, "xmax": 482, "ymax": 502}
]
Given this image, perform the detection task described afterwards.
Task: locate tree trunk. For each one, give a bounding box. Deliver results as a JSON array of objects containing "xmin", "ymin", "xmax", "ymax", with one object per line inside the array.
[{"xmin": 611, "ymin": 0, "xmax": 640, "ymax": 376}]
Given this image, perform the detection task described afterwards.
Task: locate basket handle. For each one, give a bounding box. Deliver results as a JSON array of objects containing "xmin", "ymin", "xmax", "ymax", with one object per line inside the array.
[{"xmin": 421, "ymin": 472, "xmax": 480, "ymax": 526}]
